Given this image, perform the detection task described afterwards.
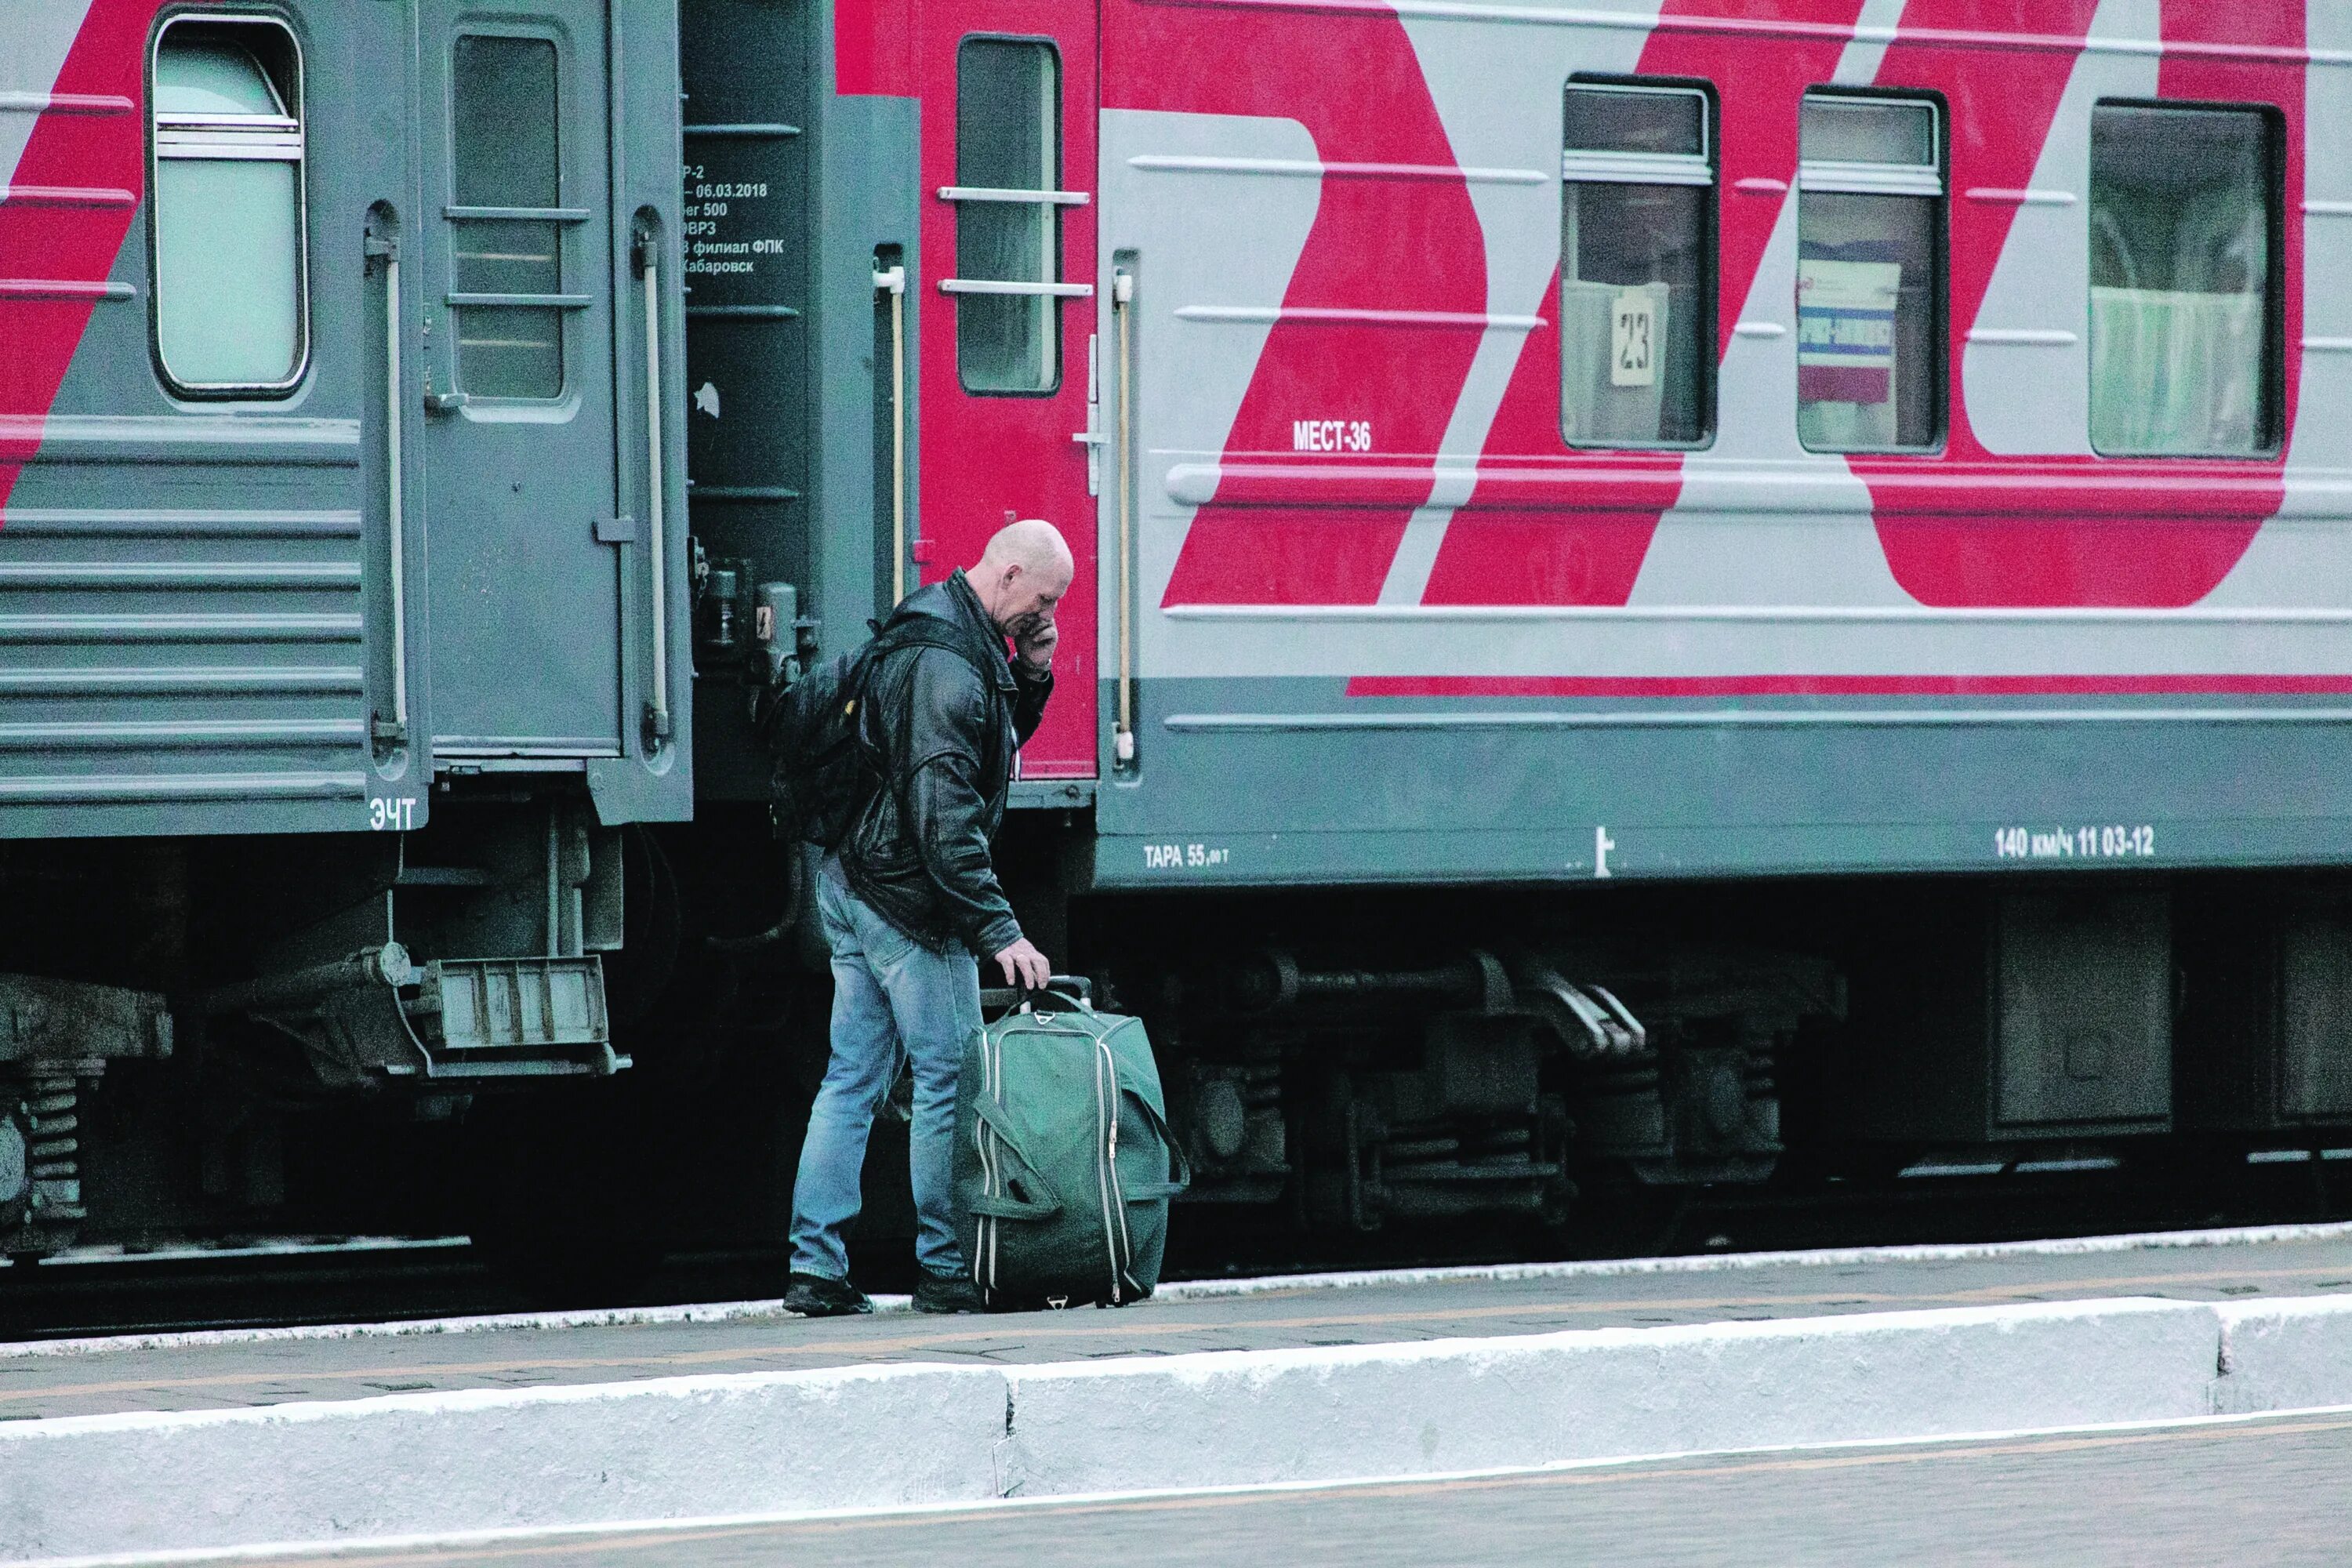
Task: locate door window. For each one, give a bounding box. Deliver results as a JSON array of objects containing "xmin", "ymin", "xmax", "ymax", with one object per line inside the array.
[
  {"xmin": 953, "ymin": 38, "xmax": 1062, "ymax": 394},
  {"xmin": 1796, "ymin": 93, "xmax": 1943, "ymax": 453},
  {"xmin": 151, "ymin": 18, "xmax": 307, "ymax": 394},
  {"xmin": 451, "ymin": 34, "xmax": 566, "ymax": 400},
  {"xmin": 2089, "ymin": 103, "xmax": 2278, "ymax": 457},
  {"xmin": 1559, "ymin": 82, "xmax": 1715, "ymax": 448}
]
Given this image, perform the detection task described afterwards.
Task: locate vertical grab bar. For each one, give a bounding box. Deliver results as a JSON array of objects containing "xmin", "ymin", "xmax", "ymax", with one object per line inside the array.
[
  {"xmin": 368, "ymin": 223, "xmax": 410, "ymax": 747},
  {"xmin": 386, "ymin": 252, "xmax": 408, "ymax": 735},
  {"xmin": 874, "ymin": 261, "xmax": 909, "ymax": 606},
  {"xmin": 1112, "ymin": 268, "xmax": 1135, "ymax": 766},
  {"xmin": 640, "ymin": 241, "xmax": 671, "ymax": 744}
]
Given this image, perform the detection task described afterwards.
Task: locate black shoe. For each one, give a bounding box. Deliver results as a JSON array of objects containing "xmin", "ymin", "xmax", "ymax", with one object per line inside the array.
[
  {"xmin": 783, "ymin": 1272, "xmax": 873, "ymax": 1317},
  {"xmin": 912, "ymin": 1269, "xmax": 984, "ymax": 1314}
]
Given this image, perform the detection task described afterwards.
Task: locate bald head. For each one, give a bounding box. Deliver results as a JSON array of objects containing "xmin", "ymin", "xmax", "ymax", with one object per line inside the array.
[
  {"xmin": 978, "ymin": 517, "xmax": 1074, "ymax": 587},
  {"xmin": 967, "ymin": 518, "xmax": 1073, "ymax": 663}
]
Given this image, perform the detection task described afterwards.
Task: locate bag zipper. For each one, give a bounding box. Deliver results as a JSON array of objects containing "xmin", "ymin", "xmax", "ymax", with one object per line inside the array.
[
  {"xmin": 976, "ymin": 1026, "xmax": 1001, "ymax": 1304},
  {"xmin": 1093, "ymin": 1038, "xmax": 1122, "ymax": 1303},
  {"xmin": 1107, "ymin": 1048, "xmax": 1135, "ymax": 1295}
]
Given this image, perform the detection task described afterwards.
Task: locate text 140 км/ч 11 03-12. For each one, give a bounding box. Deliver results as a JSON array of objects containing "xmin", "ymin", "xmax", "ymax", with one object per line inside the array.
[{"xmin": 1994, "ymin": 825, "xmax": 2156, "ymax": 861}]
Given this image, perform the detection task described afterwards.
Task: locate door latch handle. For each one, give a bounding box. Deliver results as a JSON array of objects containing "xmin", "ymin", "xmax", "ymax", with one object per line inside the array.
[
  {"xmin": 1071, "ymin": 429, "xmax": 1105, "ymax": 496},
  {"xmin": 1076, "ymin": 332, "xmax": 1104, "ymax": 497},
  {"xmin": 424, "ymin": 390, "xmax": 470, "ymax": 414}
]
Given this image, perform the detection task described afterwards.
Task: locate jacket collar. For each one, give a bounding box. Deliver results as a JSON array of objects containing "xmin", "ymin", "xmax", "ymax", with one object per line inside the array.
[{"xmin": 939, "ymin": 569, "xmax": 1016, "ymax": 692}]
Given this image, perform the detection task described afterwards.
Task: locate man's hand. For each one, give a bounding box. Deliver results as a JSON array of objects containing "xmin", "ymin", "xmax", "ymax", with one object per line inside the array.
[
  {"xmin": 1013, "ymin": 615, "xmax": 1057, "ymax": 674},
  {"xmin": 993, "ymin": 936, "xmax": 1051, "ymax": 992}
]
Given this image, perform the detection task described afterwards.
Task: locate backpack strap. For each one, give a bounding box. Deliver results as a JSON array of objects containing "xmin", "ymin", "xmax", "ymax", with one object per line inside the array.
[{"xmin": 869, "ymin": 619, "xmax": 993, "ymax": 677}]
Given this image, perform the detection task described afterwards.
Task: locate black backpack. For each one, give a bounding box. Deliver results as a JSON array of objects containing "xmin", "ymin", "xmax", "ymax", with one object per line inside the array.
[{"xmin": 756, "ymin": 618, "xmax": 980, "ymax": 848}]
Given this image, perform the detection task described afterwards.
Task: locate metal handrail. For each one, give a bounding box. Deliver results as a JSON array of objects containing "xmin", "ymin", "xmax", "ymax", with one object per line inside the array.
[
  {"xmin": 936, "ymin": 185, "xmax": 1090, "ymax": 206},
  {"xmin": 938, "ymin": 278, "xmax": 1094, "ymax": 298},
  {"xmin": 875, "ymin": 262, "xmax": 908, "ymax": 604},
  {"xmin": 1113, "ymin": 267, "xmax": 1135, "ymax": 767},
  {"xmin": 383, "ymin": 249, "xmax": 408, "ymax": 737},
  {"xmin": 641, "ymin": 245, "xmax": 670, "ymax": 742}
]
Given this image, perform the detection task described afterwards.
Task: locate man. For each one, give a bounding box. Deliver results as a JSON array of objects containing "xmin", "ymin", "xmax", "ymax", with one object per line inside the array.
[{"xmin": 782, "ymin": 518, "xmax": 1071, "ymax": 1317}]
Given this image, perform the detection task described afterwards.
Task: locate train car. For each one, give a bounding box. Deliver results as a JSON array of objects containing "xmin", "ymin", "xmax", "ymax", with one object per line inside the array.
[
  {"xmin": 0, "ymin": 1, "xmax": 693, "ymax": 1261},
  {"xmin": 9, "ymin": 0, "xmax": 2352, "ymax": 1277},
  {"xmin": 677, "ymin": 0, "xmax": 2352, "ymax": 1241}
]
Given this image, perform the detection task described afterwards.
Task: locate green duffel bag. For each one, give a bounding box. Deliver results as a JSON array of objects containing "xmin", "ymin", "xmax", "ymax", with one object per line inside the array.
[{"xmin": 954, "ymin": 981, "xmax": 1189, "ymax": 1309}]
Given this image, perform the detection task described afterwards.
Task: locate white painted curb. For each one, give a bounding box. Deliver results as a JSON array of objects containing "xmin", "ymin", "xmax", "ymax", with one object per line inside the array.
[
  {"xmin": 9, "ymin": 1293, "xmax": 2352, "ymax": 1563},
  {"xmin": 2215, "ymin": 1292, "xmax": 2352, "ymax": 1414},
  {"xmin": 997, "ymin": 1298, "xmax": 2226, "ymax": 1495},
  {"xmin": 1, "ymin": 1363, "xmax": 1006, "ymax": 1564}
]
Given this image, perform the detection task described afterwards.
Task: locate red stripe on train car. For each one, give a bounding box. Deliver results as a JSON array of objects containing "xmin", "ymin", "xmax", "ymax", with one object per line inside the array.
[
  {"xmin": 0, "ymin": 0, "xmax": 158, "ymax": 518},
  {"xmin": 1420, "ymin": 0, "xmax": 1867, "ymax": 609},
  {"xmin": 1346, "ymin": 673, "xmax": 2352, "ymax": 698},
  {"xmin": 1131, "ymin": 0, "xmax": 1488, "ymax": 605},
  {"xmin": 1854, "ymin": 2, "xmax": 2306, "ymax": 608}
]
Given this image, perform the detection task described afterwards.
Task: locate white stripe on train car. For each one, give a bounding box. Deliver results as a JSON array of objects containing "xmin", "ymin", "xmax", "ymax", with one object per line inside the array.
[
  {"xmin": 2205, "ymin": 0, "xmax": 2352, "ymax": 602},
  {"xmin": 0, "ymin": 3, "xmax": 95, "ymax": 194},
  {"xmin": 1377, "ymin": 7, "xmax": 1661, "ymax": 604},
  {"xmin": 1962, "ymin": 0, "xmax": 2158, "ymax": 458}
]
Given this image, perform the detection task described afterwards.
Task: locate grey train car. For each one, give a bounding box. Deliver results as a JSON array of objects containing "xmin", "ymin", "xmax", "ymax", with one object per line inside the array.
[
  {"xmin": 0, "ymin": 0, "xmax": 691, "ymax": 1263},
  {"xmin": 8, "ymin": 0, "xmax": 2352, "ymax": 1281}
]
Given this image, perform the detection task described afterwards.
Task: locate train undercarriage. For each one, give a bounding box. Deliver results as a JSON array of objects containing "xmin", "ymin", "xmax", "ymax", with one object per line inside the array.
[{"xmin": 9, "ymin": 810, "xmax": 2352, "ymax": 1286}]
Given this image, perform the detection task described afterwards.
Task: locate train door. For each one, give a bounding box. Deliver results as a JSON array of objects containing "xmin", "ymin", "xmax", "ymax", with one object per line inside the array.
[
  {"xmin": 415, "ymin": 2, "xmax": 624, "ymax": 756},
  {"xmin": 918, "ymin": 2, "xmax": 1098, "ymax": 776}
]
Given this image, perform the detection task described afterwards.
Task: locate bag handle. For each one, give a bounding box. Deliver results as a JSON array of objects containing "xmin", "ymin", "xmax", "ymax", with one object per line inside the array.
[
  {"xmin": 982, "ymin": 975, "xmax": 1094, "ymax": 1018},
  {"xmin": 1029, "ymin": 975, "xmax": 1094, "ymax": 1011},
  {"xmin": 1118, "ymin": 1085, "xmax": 1192, "ymax": 1202},
  {"xmin": 968, "ymin": 1097, "xmax": 1065, "ymax": 1220}
]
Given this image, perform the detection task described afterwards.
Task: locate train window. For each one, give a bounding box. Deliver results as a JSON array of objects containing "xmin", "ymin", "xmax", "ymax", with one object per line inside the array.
[
  {"xmin": 2089, "ymin": 104, "xmax": 2278, "ymax": 457},
  {"xmin": 1796, "ymin": 94, "xmax": 1943, "ymax": 453},
  {"xmin": 150, "ymin": 18, "xmax": 307, "ymax": 394},
  {"xmin": 1559, "ymin": 82, "xmax": 1715, "ymax": 448},
  {"xmin": 954, "ymin": 38, "xmax": 1061, "ymax": 394},
  {"xmin": 451, "ymin": 34, "xmax": 564, "ymax": 400}
]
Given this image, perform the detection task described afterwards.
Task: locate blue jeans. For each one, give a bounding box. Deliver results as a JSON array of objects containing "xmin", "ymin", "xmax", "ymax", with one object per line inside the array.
[{"xmin": 789, "ymin": 856, "xmax": 982, "ymax": 1281}]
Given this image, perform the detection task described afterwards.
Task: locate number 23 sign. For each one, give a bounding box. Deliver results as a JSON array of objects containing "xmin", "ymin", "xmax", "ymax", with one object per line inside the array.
[{"xmin": 1611, "ymin": 289, "xmax": 1657, "ymax": 388}]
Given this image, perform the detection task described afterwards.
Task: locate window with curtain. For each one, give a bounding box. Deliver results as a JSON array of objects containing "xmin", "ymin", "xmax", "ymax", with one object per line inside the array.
[
  {"xmin": 2089, "ymin": 103, "xmax": 2278, "ymax": 457},
  {"xmin": 151, "ymin": 19, "xmax": 307, "ymax": 394},
  {"xmin": 1559, "ymin": 82, "xmax": 1715, "ymax": 448},
  {"xmin": 1795, "ymin": 94, "xmax": 1943, "ymax": 453},
  {"xmin": 953, "ymin": 38, "xmax": 1062, "ymax": 394}
]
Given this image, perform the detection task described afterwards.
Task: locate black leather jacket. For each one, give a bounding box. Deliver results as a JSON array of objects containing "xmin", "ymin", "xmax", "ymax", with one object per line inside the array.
[{"xmin": 840, "ymin": 570, "xmax": 1051, "ymax": 958}]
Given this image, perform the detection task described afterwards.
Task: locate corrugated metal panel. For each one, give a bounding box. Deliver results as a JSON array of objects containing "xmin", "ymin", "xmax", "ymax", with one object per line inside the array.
[{"xmin": 0, "ymin": 500, "xmax": 368, "ymax": 829}]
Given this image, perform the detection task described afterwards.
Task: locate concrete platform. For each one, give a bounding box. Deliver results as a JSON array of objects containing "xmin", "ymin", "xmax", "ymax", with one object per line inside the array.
[
  {"xmin": 9, "ymin": 1225, "xmax": 2352, "ymax": 1563},
  {"xmin": 11, "ymin": 1222, "xmax": 2352, "ymax": 1421}
]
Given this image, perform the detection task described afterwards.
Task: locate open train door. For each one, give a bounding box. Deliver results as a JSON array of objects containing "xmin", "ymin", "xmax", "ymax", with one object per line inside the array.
[
  {"xmin": 916, "ymin": 0, "xmax": 1099, "ymax": 778},
  {"xmin": 414, "ymin": 1, "xmax": 626, "ymax": 760}
]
